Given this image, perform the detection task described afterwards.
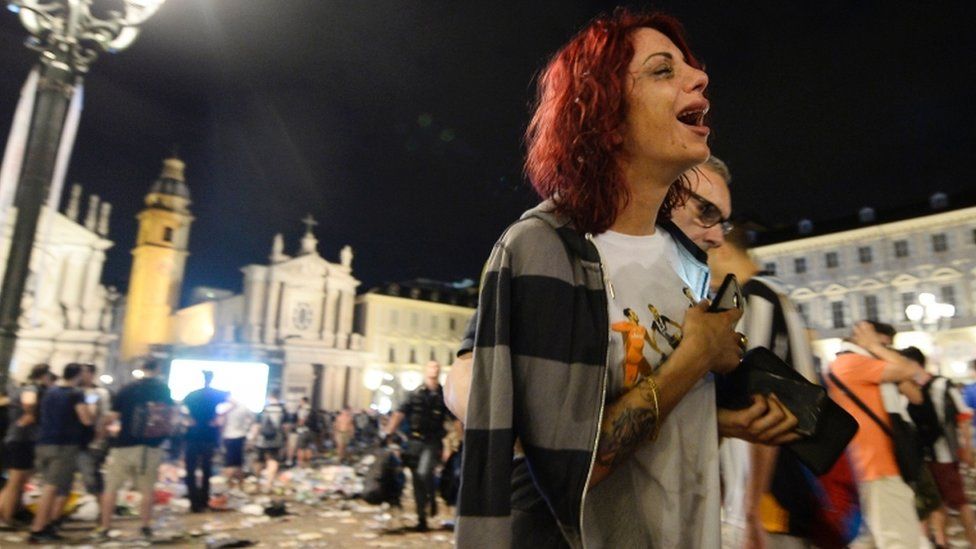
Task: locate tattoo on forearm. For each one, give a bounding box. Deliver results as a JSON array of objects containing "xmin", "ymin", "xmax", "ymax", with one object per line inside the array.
[{"xmin": 595, "ymin": 391, "xmax": 660, "ymax": 469}]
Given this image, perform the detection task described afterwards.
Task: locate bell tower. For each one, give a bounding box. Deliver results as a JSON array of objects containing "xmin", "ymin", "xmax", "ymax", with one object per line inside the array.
[{"xmin": 120, "ymin": 155, "xmax": 194, "ymax": 361}]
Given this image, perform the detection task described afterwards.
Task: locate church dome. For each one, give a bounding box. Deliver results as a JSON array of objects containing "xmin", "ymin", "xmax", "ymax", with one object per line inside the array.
[{"xmin": 149, "ymin": 156, "xmax": 190, "ymax": 199}]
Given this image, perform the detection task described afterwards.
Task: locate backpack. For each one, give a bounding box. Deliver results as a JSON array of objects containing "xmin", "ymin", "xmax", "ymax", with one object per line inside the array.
[
  {"xmin": 129, "ymin": 400, "xmax": 174, "ymax": 440},
  {"xmin": 260, "ymin": 412, "xmax": 278, "ymax": 440},
  {"xmin": 362, "ymin": 448, "xmax": 404, "ymax": 505},
  {"xmin": 305, "ymin": 409, "xmax": 322, "ymax": 433},
  {"xmin": 907, "ymin": 380, "xmax": 946, "ymax": 452}
]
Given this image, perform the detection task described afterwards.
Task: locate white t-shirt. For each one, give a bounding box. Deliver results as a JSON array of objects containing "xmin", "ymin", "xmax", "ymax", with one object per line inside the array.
[
  {"xmin": 222, "ymin": 404, "xmax": 253, "ymax": 439},
  {"xmin": 582, "ymin": 228, "xmax": 718, "ymax": 548}
]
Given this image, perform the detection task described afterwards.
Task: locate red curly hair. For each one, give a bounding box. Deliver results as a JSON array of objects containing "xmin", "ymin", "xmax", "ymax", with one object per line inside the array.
[{"xmin": 525, "ymin": 9, "xmax": 703, "ymax": 234}]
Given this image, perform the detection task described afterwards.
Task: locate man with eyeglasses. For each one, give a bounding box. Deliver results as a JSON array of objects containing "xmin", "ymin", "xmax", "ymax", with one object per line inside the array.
[{"xmin": 669, "ymin": 155, "xmax": 733, "ymax": 251}]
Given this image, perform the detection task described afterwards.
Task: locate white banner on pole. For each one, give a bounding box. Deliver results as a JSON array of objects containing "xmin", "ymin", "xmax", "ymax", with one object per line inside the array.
[{"xmin": 0, "ymin": 67, "xmax": 40, "ymax": 237}]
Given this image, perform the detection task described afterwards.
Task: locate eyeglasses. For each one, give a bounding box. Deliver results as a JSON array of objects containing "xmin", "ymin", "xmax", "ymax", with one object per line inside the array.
[{"xmin": 688, "ymin": 191, "xmax": 733, "ymax": 235}]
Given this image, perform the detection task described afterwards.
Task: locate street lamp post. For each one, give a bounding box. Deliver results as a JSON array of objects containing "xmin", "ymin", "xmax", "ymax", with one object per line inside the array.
[
  {"xmin": 904, "ymin": 292, "xmax": 956, "ymax": 375},
  {"xmin": 0, "ymin": 0, "xmax": 165, "ymax": 392},
  {"xmin": 905, "ymin": 292, "xmax": 955, "ymax": 333}
]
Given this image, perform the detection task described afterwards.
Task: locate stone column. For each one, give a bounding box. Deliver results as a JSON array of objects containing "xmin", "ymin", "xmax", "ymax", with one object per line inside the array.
[
  {"xmin": 321, "ymin": 287, "xmax": 339, "ymax": 347},
  {"xmin": 59, "ymin": 250, "xmax": 88, "ymax": 329},
  {"xmin": 336, "ymin": 290, "xmax": 354, "ymax": 350}
]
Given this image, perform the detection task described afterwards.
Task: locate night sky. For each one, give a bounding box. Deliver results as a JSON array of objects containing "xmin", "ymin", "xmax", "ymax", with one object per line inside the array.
[{"xmin": 1, "ymin": 1, "xmax": 974, "ymax": 302}]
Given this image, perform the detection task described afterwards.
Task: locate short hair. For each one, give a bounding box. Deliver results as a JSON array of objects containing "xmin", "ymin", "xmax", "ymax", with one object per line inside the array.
[
  {"xmin": 700, "ymin": 155, "xmax": 731, "ymax": 186},
  {"xmin": 63, "ymin": 363, "xmax": 83, "ymax": 381},
  {"xmin": 723, "ymin": 225, "xmax": 752, "ymax": 252},
  {"xmin": 898, "ymin": 346, "xmax": 927, "ymax": 366},
  {"xmin": 525, "ymin": 8, "xmax": 703, "ymax": 234},
  {"xmin": 28, "ymin": 363, "xmax": 52, "ymax": 381},
  {"xmin": 202, "ymin": 370, "xmax": 214, "ymax": 382},
  {"xmin": 82, "ymin": 363, "xmax": 97, "ymax": 374},
  {"xmin": 270, "ymin": 388, "xmax": 281, "ymax": 399},
  {"xmin": 866, "ymin": 321, "xmax": 897, "ymax": 339},
  {"xmin": 144, "ymin": 358, "xmax": 163, "ymax": 372}
]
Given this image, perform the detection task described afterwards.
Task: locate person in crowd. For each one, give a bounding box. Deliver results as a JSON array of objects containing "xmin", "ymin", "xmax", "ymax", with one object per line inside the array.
[
  {"xmin": 0, "ymin": 364, "xmax": 55, "ymax": 529},
  {"xmin": 827, "ymin": 321, "xmax": 930, "ymax": 548},
  {"xmin": 254, "ymin": 389, "xmax": 286, "ymax": 492},
  {"xmin": 333, "ymin": 406, "xmax": 354, "ymax": 463},
  {"xmin": 28, "ymin": 363, "xmax": 94, "ymax": 543},
  {"xmin": 385, "ymin": 360, "xmax": 451, "ymax": 532},
  {"xmin": 94, "ymin": 359, "xmax": 174, "ymax": 541},
  {"xmin": 221, "ymin": 396, "xmax": 253, "ymax": 490},
  {"xmin": 445, "ymin": 156, "xmax": 733, "ymax": 424},
  {"xmin": 182, "ymin": 370, "xmax": 229, "ymax": 513},
  {"xmin": 455, "ymin": 10, "xmax": 801, "ymax": 547},
  {"xmin": 901, "ymin": 347, "xmax": 976, "ymax": 548},
  {"xmin": 295, "ymin": 397, "xmax": 318, "ymax": 468},
  {"xmin": 78, "ymin": 363, "xmax": 111, "ymax": 500},
  {"xmin": 710, "ymin": 225, "xmax": 863, "ymax": 548},
  {"xmin": 283, "ymin": 400, "xmax": 299, "ymax": 467}
]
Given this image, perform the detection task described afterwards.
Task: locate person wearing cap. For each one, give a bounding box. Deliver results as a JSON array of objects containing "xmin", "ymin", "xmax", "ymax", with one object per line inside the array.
[{"xmin": 0, "ymin": 364, "xmax": 56, "ymax": 529}]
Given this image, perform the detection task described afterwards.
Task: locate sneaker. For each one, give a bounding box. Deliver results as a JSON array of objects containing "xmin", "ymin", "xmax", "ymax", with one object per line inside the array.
[
  {"xmin": 90, "ymin": 526, "xmax": 111, "ymax": 542},
  {"xmin": 409, "ymin": 522, "xmax": 429, "ymax": 533},
  {"xmin": 28, "ymin": 527, "xmax": 64, "ymax": 544},
  {"xmin": 140, "ymin": 526, "xmax": 153, "ymax": 539}
]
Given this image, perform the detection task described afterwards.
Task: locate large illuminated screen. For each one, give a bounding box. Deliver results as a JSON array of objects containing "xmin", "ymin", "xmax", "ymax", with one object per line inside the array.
[{"xmin": 168, "ymin": 359, "xmax": 269, "ymax": 413}]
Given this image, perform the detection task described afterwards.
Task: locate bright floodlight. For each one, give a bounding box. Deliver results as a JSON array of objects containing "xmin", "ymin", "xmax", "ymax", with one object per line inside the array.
[
  {"xmin": 131, "ymin": 369, "xmax": 145, "ymax": 379},
  {"xmin": 99, "ymin": 374, "xmax": 114, "ymax": 385},
  {"xmin": 376, "ymin": 395, "xmax": 393, "ymax": 414},
  {"xmin": 363, "ymin": 369, "xmax": 384, "ymax": 391},
  {"xmin": 919, "ymin": 293, "xmax": 936, "ymax": 306},
  {"xmin": 906, "ymin": 304, "xmax": 924, "ymax": 322},
  {"xmin": 399, "ymin": 370, "xmax": 423, "ymax": 391},
  {"xmin": 951, "ymin": 362, "xmax": 968, "ymax": 376},
  {"xmin": 168, "ymin": 359, "xmax": 269, "ymax": 413},
  {"xmin": 940, "ymin": 303, "xmax": 956, "ymax": 318}
]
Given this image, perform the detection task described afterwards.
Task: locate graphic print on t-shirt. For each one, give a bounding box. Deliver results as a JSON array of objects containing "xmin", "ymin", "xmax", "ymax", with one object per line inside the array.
[{"xmin": 610, "ymin": 291, "xmax": 693, "ymax": 390}]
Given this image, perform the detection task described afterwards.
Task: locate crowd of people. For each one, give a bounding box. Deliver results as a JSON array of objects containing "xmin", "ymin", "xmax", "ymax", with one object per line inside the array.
[
  {"xmin": 1, "ymin": 6, "xmax": 974, "ymax": 549},
  {"xmin": 0, "ymin": 357, "xmax": 462, "ymax": 544}
]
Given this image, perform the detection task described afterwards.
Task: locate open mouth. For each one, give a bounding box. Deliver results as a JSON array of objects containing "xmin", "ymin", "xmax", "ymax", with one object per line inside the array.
[{"xmin": 676, "ymin": 105, "xmax": 709, "ymax": 127}]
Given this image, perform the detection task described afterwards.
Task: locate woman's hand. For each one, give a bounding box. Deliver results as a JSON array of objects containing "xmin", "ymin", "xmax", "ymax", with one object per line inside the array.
[
  {"xmin": 717, "ymin": 394, "xmax": 800, "ymax": 445},
  {"xmin": 680, "ymin": 301, "xmax": 744, "ymax": 375}
]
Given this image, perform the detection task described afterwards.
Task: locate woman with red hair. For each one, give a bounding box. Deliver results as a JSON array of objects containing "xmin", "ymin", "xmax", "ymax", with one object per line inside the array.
[{"xmin": 457, "ymin": 9, "xmax": 797, "ymax": 548}]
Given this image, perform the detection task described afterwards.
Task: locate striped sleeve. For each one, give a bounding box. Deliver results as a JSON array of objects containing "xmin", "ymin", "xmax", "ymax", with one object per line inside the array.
[{"xmin": 456, "ymin": 237, "xmax": 515, "ymax": 548}]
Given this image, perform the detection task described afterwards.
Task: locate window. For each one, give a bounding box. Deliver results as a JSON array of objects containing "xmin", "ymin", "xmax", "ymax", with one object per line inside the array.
[
  {"xmin": 387, "ymin": 346, "xmax": 396, "ymax": 363},
  {"xmin": 162, "ymin": 226, "xmax": 174, "ymax": 242},
  {"xmin": 794, "ymin": 257, "xmax": 807, "ymax": 274},
  {"xmin": 796, "ymin": 303, "xmax": 808, "ymax": 324},
  {"xmin": 941, "ymin": 285, "xmax": 956, "ymax": 306},
  {"xmin": 894, "ymin": 240, "xmax": 909, "ymax": 258},
  {"xmin": 764, "ymin": 262, "xmax": 776, "ymax": 275},
  {"xmin": 858, "ymin": 246, "xmax": 873, "ymax": 264},
  {"xmin": 430, "ymin": 348, "xmax": 437, "ymax": 361},
  {"xmin": 390, "ymin": 310, "xmax": 398, "ymax": 326},
  {"xmin": 409, "ymin": 348, "xmax": 417, "ymax": 363},
  {"xmin": 449, "ymin": 317, "xmax": 457, "ymax": 331},
  {"xmin": 831, "ymin": 301, "xmax": 845, "ymax": 329},
  {"xmin": 972, "ymin": 228, "xmax": 976, "ymax": 245},
  {"xmin": 825, "ymin": 252, "xmax": 839, "ymax": 269},
  {"xmin": 863, "ymin": 295, "xmax": 879, "ymax": 321},
  {"xmin": 901, "ymin": 292, "xmax": 916, "ymax": 320},
  {"xmin": 932, "ymin": 233, "xmax": 948, "ymax": 252}
]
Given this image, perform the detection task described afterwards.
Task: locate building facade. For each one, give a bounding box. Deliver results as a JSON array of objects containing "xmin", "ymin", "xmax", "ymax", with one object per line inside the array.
[
  {"xmin": 751, "ymin": 202, "xmax": 976, "ymax": 377},
  {"xmin": 166, "ymin": 223, "xmax": 369, "ymax": 410},
  {"xmin": 355, "ymin": 279, "xmax": 476, "ymax": 412},
  {"xmin": 0, "ymin": 184, "xmax": 118, "ymax": 378}
]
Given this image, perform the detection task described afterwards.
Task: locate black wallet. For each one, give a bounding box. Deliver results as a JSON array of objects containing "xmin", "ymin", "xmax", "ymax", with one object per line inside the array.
[{"xmin": 717, "ymin": 347, "xmax": 859, "ymax": 475}]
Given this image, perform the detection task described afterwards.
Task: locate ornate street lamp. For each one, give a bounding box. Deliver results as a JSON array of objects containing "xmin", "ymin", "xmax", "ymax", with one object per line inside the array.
[
  {"xmin": 905, "ymin": 292, "xmax": 955, "ymax": 333},
  {"xmin": 0, "ymin": 0, "xmax": 166, "ymax": 392}
]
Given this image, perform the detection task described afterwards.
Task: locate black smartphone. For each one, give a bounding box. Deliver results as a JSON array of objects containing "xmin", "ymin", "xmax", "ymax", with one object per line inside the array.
[{"xmin": 708, "ymin": 273, "xmax": 743, "ymax": 312}]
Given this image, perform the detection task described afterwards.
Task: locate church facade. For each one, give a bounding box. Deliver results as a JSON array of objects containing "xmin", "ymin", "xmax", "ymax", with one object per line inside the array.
[
  {"xmin": 165, "ymin": 221, "xmax": 369, "ymax": 410},
  {"xmin": 0, "ymin": 184, "xmax": 118, "ymax": 379}
]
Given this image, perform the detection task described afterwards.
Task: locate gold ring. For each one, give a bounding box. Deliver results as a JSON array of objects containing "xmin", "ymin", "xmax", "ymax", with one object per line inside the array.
[{"xmin": 737, "ymin": 332, "xmax": 748, "ymax": 349}]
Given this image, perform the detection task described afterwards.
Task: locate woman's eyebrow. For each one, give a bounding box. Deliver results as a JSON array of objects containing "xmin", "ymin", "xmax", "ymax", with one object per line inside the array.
[{"xmin": 640, "ymin": 51, "xmax": 674, "ymax": 67}]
